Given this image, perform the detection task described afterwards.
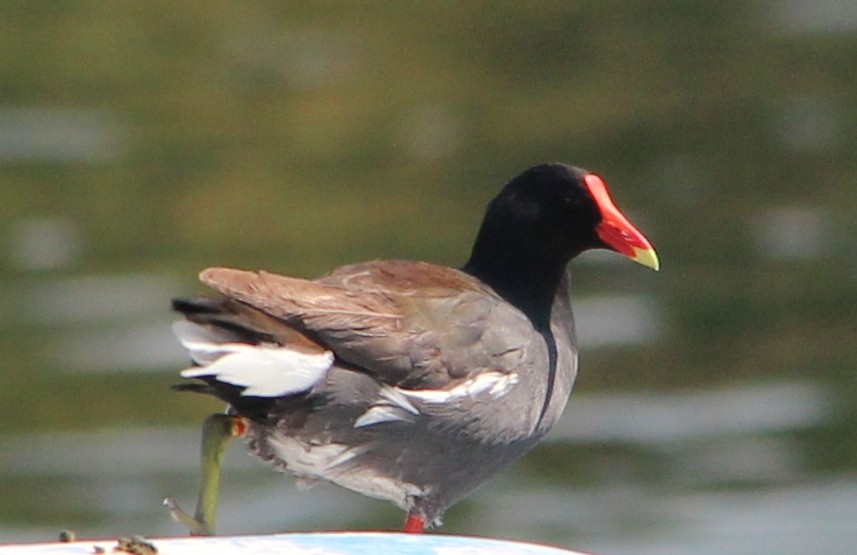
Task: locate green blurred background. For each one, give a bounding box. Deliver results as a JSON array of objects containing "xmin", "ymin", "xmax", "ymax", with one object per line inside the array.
[{"xmin": 1, "ymin": 2, "xmax": 856, "ymax": 554}]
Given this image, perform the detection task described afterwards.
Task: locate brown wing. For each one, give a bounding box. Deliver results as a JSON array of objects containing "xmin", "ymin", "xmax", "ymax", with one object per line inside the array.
[
  {"xmin": 199, "ymin": 266, "xmax": 401, "ymax": 335},
  {"xmin": 199, "ymin": 261, "xmax": 532, "ymax": 388},
  {"xmin": 318, "ymin": 260, "xmax": 491, "ymax": 297}
]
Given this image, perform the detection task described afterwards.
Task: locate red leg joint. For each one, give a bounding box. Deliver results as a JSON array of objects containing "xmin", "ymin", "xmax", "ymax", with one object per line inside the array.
[{"xmin": 230, "ymin": 416, "xmax": 249, "ymax": 437}]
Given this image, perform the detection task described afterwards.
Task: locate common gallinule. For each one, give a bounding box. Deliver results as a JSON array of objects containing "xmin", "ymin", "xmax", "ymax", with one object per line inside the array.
[{"xmin": 166, "ymin": 163, "xmax": 658, "ymax": 535}]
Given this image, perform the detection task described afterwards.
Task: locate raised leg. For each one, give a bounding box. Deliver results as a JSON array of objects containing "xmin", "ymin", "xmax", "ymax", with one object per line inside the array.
[{"xmin": 165, "ymin": 413, "xmax": 248, "ymax": 536}]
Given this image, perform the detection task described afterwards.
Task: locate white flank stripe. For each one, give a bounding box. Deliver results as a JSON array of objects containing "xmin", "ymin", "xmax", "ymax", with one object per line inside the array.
[
  {"xmin": 174, "ymin": 321, "xmax": 333, "ymax": 397},
  {"xmin": 400, "ymin": 371, "xmax": 518, "ymax": 404},
  {"xmin": 353, "ymin": 405, "xmax": 416, "ymax": 428},
  {"xmin": 489, "ymin": 373, "xmax": 519, "ymax": 396},
  {"xmin": 378, "ymin": 387, "xmax": 420, "ymax": 415}
]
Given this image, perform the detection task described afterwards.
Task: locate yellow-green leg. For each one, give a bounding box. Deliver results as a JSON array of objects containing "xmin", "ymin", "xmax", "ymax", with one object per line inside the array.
[{"xmin": 165, "ymin": 413, "xmax": 248, "ymax": 536}]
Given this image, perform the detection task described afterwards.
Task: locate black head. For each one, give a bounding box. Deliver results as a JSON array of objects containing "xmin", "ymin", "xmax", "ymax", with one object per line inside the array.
[
  {"xmin": 463, "ymin": 163, "xmax": 658, "ymax": 327},
  {"xmin": 484, "ymin": 163, "xmax": 604, "ymax": 263}
]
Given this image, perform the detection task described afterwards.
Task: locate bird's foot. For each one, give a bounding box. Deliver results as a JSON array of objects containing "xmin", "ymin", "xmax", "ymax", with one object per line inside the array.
[
  {"xmin": 165, "ymin": 413, "xmax": 248, "ymax": 536},
  {"xmin": 163, "ymin": 497, "xmax": 208, "ymax": 536},
  {"xmin": 403, "ymin": 513, "xmax": 426, "ymax": 533}
]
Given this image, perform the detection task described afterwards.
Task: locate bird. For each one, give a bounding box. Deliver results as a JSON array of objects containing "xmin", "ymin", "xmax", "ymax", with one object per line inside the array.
[{"xmin": 167, "ymin": 163, "xmax": 659, "ymax": 535}]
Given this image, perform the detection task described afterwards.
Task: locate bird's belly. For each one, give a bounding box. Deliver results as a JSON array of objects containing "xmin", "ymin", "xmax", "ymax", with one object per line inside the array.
[
  {"xmin": 247, "ymin": 417, "xmax": 538, "ymax": 513},
  {"xmin": 249, "ymin": 426, "xmax": 424, "ymax": 510}
]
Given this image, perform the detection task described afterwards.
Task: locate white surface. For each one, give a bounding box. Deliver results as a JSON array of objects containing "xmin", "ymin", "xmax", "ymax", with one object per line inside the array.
[{"xmin": 0, "ymin": 532, "xmax": 587, "ymax": 555}]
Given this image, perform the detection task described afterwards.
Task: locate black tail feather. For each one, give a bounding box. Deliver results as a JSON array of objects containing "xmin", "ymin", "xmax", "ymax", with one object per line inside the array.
[
  {"xmin": 172, "ymin": 377, "xmax": 280, "ymax": 422},
  {"xmin": 171, "ymin": 296, "xmax": 224, "ymax": 315},
  {"xmin": 170, "ymin": 382, "xmax": 213, "ymax": 395},
  {"xmin": 171, "ymin": 296, "xmax": 276, "ymax": 344}
]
